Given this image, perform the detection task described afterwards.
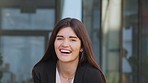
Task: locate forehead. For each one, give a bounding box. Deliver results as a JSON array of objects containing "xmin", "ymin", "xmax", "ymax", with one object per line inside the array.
[{"xmin": 57, "ymin": 27, "xmax": 77, "ymax": 36}]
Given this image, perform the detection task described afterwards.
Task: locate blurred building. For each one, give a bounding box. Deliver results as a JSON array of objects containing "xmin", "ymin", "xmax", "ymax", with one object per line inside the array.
[{"xmin": 0, "ymin": 0, "xmax": 147, "ymax": 83}]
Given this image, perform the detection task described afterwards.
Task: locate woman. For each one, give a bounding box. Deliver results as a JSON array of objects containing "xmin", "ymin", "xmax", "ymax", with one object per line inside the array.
[{"xmin": 32, "ymin": 18, "xmax": 106, "ymax": 83}]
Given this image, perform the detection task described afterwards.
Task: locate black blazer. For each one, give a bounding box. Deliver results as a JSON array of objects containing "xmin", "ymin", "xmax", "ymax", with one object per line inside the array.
[{"xmin": 32, "ymin": 61, "xmax": 105, "ymax": 83}]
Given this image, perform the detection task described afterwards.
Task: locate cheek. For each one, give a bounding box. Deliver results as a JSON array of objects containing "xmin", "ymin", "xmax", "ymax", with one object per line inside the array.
[
  {"xmin": 72, "ymin": 44, "xmax": 81, "ymax": 51},
  {"xmin": 54, "ymin": 41, "xmax": 59, "ymax": 50}
]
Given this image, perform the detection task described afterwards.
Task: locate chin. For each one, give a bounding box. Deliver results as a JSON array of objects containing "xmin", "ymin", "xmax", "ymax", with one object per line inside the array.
[{"xmin": 58, "ymin": 59, "xmax": 73, "ymax": 63}]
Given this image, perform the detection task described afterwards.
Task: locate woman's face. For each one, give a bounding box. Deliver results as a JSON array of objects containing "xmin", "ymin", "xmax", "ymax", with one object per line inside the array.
[{"xmin": 54, "ymin": 27, "xmax": 82, "ymax": 63}]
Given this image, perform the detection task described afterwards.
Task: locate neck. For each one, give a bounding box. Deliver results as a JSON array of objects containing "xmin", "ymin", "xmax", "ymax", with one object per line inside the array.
[{"xmin": 57, "ymin": 60, "xmax": 78, "ymax": 79}]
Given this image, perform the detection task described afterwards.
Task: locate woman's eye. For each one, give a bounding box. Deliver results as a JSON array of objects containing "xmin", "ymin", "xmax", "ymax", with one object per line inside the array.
[
  {"xmin": 56, "ymin": 38, "xmax": 63, "ymax": 40},
  {"xmin": 70, "ymin": 39, "xmax": 76, "ymax": 41}
]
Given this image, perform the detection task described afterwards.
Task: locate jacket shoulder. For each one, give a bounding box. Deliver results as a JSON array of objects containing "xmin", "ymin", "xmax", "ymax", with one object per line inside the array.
[
  {"xmin": 33, "ymin": 61, "xmax": 56, "ymax": 73},
  {"xmin": 32, "ymin": 61, "xmax": 56, "ymax": 83},
  {"xmin": 83, "ymin": 64, "xmax": 104, "ymax": 83}
]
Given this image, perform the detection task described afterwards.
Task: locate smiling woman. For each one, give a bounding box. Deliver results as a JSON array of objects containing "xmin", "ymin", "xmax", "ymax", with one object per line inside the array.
[
  {"xmin": 54, "ymin": 27, "xmax": 81, "ymax": 63},
  {"xmin": 32, "ymin": 17, "xmax": 106, "ymax": 83}
]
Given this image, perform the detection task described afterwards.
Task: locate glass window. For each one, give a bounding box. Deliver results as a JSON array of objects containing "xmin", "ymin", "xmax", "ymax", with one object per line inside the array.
[
  {"xmin": 1, "ymin": 8, "xmax": 55, "ymax": 30},
  {"xmin": 0, "ymin": 36, "xmax": 44, "ymax": 83},
  {"xmin": 101, "ymin": 0, "xmax": 122, "ymax": 83},
  {"xmin": 140, "ymin": 0, "xmax": 148, "ymax": 82},
  {"xmin": 82, "ymin": 0, "xmax": 101, "ymax": 64},
  {"xmin": 0, "ymin": 1, "xmax": 56, "ymax": 82},
  {"xmin": 122, "ymin": 0, "xmax": 138, "ymax": 83}
]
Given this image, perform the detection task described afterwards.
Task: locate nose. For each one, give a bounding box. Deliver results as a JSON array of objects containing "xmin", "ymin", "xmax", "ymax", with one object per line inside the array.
[{"xmin": 61, "ymin": 39, "xmax": 69, "ymax": 47}]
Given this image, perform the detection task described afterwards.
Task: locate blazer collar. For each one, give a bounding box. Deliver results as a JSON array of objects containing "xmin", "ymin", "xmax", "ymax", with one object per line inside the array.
[
  {"xmin": 46, "ymin": 60, "xmax": 56, "ymax": 83},
  {"xmin": 47, "ymin": 61, "xmax": 87, "ymax": 83},
  {"xmin": 74, "ymin": 64, "xmax": 87, "ymax": 83}
]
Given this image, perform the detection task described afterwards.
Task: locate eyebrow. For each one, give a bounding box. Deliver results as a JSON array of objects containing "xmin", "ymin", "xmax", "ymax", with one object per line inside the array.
[
  {"xmin": 56, "ymin": 35, "xmax": 78, "ymax": 39},
  {"xmin": 56, "ymin": 35, "xmax": 63, "ymax": 37},
  {"xmin": 69, "ymin": 36, "xmax": 77, "ymax": 39}
]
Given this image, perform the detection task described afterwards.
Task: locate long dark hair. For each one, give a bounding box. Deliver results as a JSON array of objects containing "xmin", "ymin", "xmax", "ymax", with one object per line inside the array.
[{"xmin": 37, "ymin": 17, "xmax": 106, "ymax": 82}]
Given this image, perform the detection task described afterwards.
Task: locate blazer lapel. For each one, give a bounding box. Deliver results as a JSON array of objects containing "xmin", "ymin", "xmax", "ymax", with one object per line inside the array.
[
  {"xmin": 74, "ymin": 64, "xmax": 86, "ymax": 83},
  {"xmin": 46, "ymin": 61, "xmax": 56, "ymax": 83}
]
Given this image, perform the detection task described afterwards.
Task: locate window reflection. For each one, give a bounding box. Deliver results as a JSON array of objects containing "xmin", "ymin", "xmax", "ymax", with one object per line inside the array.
[
  {"xmin": 122, "ymin": 0, "xmax": 138, "ymax": 83},
  {"xmin": 122, "ymin": 27, "xmax": 133, "ymax": 83},
  {"xmin": 1, "ymin": 8, "xmax": 55, "ymax": 30},
  {"xmin": 82, "ymin": 0, "xmax": 101, "ymax": 64},
  {"xmin": 0, "ymin": 36, "xmax": 44, "ymax": 83},
  {"xmin": 141, "ymin": 0, "xmax": 148, "ymax": 82},
  {"xmin": 0, "ymin": 0, "xmax": 55, "ymax": 83}
]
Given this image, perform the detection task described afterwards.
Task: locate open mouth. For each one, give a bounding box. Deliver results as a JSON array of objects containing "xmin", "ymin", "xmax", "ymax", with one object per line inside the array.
[{"xmin": 60, "ymin": 49, "xmax": 72, "ymax": 54}]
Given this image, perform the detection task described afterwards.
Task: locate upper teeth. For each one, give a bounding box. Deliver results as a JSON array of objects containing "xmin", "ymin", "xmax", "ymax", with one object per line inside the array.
[{"xmin": 61, "ymin": 50, "xmax": 70, "ymax": 53}]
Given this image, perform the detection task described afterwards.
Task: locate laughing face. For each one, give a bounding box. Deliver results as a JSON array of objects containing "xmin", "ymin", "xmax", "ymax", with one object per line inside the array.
[{"xmin": 54, "ymin": 27, "xmax": 82, "ymax": 63}]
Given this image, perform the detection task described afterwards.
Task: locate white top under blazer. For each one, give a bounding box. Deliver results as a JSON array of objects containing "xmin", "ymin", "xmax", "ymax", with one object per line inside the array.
[{"xmin": 56, "ymin": 67, "xmax": 74, "ymax": 83}]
